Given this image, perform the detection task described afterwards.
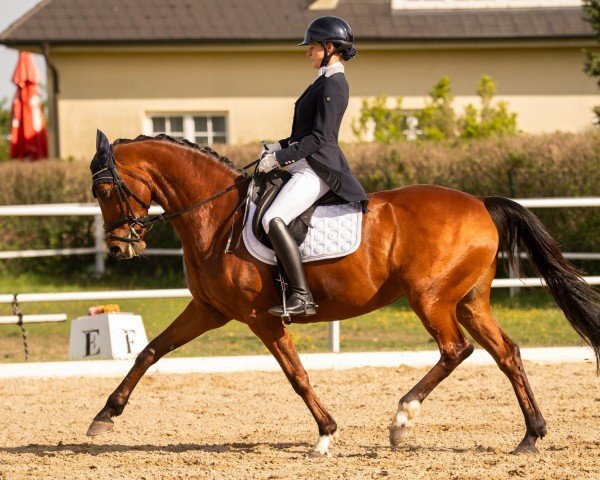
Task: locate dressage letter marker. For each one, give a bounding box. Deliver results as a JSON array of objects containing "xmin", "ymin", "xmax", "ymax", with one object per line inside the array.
[{"xmin": 69, "ymin": 313, "xmax": 149, "ymax": 360}]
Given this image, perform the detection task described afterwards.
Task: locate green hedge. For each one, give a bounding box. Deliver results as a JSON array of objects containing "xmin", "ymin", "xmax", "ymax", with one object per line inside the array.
[
  {"xmin": 0, "ymin": 132, "xmax": 598, "ymax": 278},
  {"xmin": 347, "ymin": 132, "xmax": 600, "ymax": 276},
  {"xmin": 346, "ymin": 132, "xmax": 600, "ymax": 256}
]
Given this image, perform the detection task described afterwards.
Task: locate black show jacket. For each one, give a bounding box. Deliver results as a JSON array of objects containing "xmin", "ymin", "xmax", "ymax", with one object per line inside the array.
[{"xmin": 276, "ymin": 71, "xmax": 368, "ymax": 209}]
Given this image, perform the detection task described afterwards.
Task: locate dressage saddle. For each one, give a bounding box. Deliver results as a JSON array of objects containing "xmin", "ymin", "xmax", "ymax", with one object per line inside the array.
[{"xmin": 250, "ymin": 169, "xmax": 346, "ymax": 250}]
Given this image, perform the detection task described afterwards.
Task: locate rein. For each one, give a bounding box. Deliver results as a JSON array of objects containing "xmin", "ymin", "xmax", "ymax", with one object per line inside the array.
[{"xmin": 92, "ymin": 145, "xmax": 258, "ymax": 244}]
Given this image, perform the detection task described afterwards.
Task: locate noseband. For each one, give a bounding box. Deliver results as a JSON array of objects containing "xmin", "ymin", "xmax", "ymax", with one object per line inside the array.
[
  {"xmin": 91, "ymin": 145, "xmax": 154, "ymax": 243},
  {"xmin": 91, "ymin": 145, "xmax": 257, "ymax": 244}
]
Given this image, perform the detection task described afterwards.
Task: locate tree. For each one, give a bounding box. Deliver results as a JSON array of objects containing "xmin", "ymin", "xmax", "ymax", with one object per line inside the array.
[
  {"xmin": 353, "ymin": 75, "xmax": 518, "ymax": 143},
  {"xmin": 0, "ymin": 97, "xmax": 10, "ymax": 161},
  {"xmin": 460, "ymin": 75, "xmax": 518, "ymax": 139},
  {"xmin": 352, "ymin": 94, "xmax": 406, "ymax": 143},
  {"xmin": 416, "ymin": 76, "xmax": 457, "ymax": 140},
  {"xmin": 582, "ymin": 0, "xmax": 600, "ymax": 122}
]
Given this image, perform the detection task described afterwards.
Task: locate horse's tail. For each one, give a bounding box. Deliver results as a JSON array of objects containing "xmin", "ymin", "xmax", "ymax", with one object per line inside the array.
[{"xmin": 483, "ymin": 196, "xmax": 600, "ymax": 370}]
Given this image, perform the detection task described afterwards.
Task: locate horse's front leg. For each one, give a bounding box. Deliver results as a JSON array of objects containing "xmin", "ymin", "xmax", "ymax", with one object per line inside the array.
[
  {"xmin": 249, "ymin": 319, "xmax": 337, "ymax": 457},
  {"xmin": 87, "ymin": 299, "xmax": 229, "ymax": 436}
]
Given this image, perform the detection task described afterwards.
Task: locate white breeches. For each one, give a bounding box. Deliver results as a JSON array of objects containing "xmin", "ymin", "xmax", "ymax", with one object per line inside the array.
[{"xmin": 262, "ymin": 159, "xmax": 330, "ymax": 234}]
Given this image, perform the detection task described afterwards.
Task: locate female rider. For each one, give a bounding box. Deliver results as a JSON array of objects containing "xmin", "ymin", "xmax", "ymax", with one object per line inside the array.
[{"xmin": 258, "ymin": 16, "xmax": 368, "ymax": 318}]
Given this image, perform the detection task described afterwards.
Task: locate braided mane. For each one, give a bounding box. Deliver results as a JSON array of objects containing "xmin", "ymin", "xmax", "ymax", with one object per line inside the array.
[{"xmin": 112, "ymin": 134, "xmax": 244, "ymax": 174}]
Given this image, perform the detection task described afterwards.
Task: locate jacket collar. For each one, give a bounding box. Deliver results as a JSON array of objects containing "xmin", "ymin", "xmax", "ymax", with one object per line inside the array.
[
  {"xmin": 295, "ymin": 74, "xmax": 326, "ymax": 105},
  {"xmin": 317, "ymin": 61, "xmax": 345, "ymax": 79}
]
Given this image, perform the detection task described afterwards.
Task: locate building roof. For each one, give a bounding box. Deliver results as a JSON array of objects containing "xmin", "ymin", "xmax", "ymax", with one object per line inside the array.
[{"xmin": 0, "ymin": 0, "xmax": 594, "ymax": 46}]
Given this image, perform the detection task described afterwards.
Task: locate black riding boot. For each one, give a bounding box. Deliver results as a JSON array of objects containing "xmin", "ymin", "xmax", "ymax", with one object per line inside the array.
[{"xmin": 267, "ymin": 217, "xmax": 317, "ymax": 317}]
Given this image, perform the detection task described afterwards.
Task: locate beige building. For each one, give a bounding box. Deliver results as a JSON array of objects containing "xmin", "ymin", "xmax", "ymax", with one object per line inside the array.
[{"xmin": 1, "ymin": 0, "xmax": 598, "ymax": 159}]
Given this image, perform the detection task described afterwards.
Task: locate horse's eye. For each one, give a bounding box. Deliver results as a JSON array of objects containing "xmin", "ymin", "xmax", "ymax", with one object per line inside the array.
[{"xmin": 98, "ymin": 189, "xmax": 111, "ymax": 199}]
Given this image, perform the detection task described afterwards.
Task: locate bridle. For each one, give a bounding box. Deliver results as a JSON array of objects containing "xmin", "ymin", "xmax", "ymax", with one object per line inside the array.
[{"xmin": 91, "ymin": 145, "xmax": 257, "ymax": 244}]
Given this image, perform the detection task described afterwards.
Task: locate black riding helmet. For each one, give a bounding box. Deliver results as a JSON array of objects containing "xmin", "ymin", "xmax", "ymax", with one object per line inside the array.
[{"xmin": 299, "ymin": 16, "xmax": 356, "ymax": 67}]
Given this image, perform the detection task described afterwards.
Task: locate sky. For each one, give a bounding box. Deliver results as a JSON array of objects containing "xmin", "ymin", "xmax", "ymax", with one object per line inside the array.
[{"xmin": 0, "ymin": 0, "xmax": 46, "ymax": 101}]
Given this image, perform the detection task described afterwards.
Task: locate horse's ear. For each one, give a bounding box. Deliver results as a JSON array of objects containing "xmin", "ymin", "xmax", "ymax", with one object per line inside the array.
[{"xmin": 96, "ymin": 129, "xmax": 110, "ymax": 153}]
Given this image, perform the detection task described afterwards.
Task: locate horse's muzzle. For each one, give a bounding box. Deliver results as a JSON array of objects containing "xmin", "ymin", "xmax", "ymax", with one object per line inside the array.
[
  {"xmin": 107, "ymin": 227, "xmax": 147, "ymax": 259},
  {"xmin": 108, "ymin": 240, "xmax": 146, "ymax": 259}
]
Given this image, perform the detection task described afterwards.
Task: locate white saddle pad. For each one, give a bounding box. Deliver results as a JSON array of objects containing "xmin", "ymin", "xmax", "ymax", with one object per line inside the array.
[{"xmin": 242, "ymin": 201, "xmax": 363, "ymax": 265}]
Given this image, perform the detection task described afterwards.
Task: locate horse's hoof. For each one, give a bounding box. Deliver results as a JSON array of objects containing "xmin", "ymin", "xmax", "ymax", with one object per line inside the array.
[
  {"xmin": 389, "ymin": 400, "xmax": 420, "ymax": 447},
  {"xmin": 308, "ymin": 434, "xmax": 334, "ymax": 458},
  {"xmin": 308, "ymin": 448, "xmax": 331, "ymax": 458},
  {"xmin": 86, "ymin": 418, "xmax": 114, "ymax": 437},
  {"xmin": 389, "ymin": 425, "xmax": 408, "ymax": 447},
  {"xmin": 511, "ymin": 444, "xmax": 539, "ymax": 455}
]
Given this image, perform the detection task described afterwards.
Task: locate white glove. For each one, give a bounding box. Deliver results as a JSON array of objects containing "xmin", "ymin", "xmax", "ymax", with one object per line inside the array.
[
  {"xmin": 258, "ymin": 152, "xmax": 279, "ymax": 173},
  {"xmin": 261, "ymin": 141, "xmax": 282, "ymax": 155}
]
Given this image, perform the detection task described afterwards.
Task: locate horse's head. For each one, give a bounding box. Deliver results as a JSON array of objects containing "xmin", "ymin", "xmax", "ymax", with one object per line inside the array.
[{"xmin": 90, "ymin": 129, "xmax": 151, "ymax": 259}]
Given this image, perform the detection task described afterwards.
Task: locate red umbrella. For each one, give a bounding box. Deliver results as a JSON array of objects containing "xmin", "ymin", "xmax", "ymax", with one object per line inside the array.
[{"xmin": 10, "ymin": 51, "xmax": 48, "ymax": 160}]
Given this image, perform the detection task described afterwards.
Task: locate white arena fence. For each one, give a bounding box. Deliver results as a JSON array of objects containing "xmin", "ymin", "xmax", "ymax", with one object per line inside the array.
[
  {"xmin": 1, "ymin": 277, "xmax": 600, "ymax": 354},
  {"xmin": 1, "ymin": 198, "xmax": 599, "ymax": 354},
  {"xmin": 1, "ymin": 198, "xmax": 599, "ymax": 274}
]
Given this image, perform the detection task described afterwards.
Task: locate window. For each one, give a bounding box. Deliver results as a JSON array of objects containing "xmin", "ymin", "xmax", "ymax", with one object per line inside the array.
[
  {"xmin": 148, "ymin": 114, "xmax": 228, "ymax": 145},
  {"xmin": 194, "ymin": 115, "xmax": 227, "ymax": 145},
  {"xmin": 391, "ymin": 0, "xmax": 580, "ymax": 9},
  {"xmin": 151, "ymin": 116, "xmax": 184, "ymax": 141}
]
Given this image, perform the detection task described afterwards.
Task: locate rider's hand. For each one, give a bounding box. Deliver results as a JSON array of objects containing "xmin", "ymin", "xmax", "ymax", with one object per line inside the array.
[
  {"xmin": 258, "ymin": 152, "xmax": 279, "ymax": 173},
  {"xmin": 260, "ymin": 141, "xmax": 282, "ymax": 155}
]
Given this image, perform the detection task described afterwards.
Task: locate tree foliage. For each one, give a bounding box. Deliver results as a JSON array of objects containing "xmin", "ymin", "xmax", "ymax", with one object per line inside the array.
[
  {"xmin": 582, "ymin": 0, "xmax": 600, "ymax": 122},
  {"xmin": 460, "ymin": 75, "xmax": 518, "ymax": 139},
  {"xmin": 353, "ymin": 75, "xmax": 518, "ymax": 142},
  {"xmin": 0, "ymin": 97, "xmax": 10, "ymax": 161},
  {"xmin": 352, "ymin": 94, "xmax": 406, "ymax": 143},
  {"xmin": 417, "ymin": 76, "xmax": 457, "ymax": 140}
]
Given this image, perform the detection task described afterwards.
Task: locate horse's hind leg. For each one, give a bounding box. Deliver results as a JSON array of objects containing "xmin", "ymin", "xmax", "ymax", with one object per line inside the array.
[
  {"xmin": 456, "ymin": 270, "xmax": 547, "ymax": 454},
  {"xmin": 389, "ymin": 295, "xmax": 474, "ymax": 446},
  {"xmin": 249, "ymin": 319, "xmax": 337, "ymax": 457},
  {"xmin": 87, "ymin": 299, "xmax": 228, "ymax": 436}
]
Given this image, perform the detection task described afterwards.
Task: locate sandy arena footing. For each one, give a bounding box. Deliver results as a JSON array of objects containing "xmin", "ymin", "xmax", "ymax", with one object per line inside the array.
[{"xmin": 0, "ymin": 351, "xmax": 598, "ymax": 479}]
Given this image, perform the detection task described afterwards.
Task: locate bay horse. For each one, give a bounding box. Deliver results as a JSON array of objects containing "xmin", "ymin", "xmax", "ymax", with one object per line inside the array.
[{"xmin": 87, "ymin": 131, "xmax": 600, "ymax": 457}]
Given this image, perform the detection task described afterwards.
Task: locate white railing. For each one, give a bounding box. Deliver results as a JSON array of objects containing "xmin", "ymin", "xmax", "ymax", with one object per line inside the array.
[
  {"xmin": 1, "ymin": 198, "xmax": 599, "ymax": 274},
  {"xmin": 3, "ymin": 276, "xmax": 600, "ymax": 307},
  {"xmin": 511, "ymin": 198, "xmax": 600, "ymax": 208},
  {"xmin": 0, "ymin": 204, "xmax": 165, "ymax": 275},
  {"xmin": 1, "ymin": 277, "xmax": 600, "ymax": 354},
  {"xmin": 0, "ymin": 314, "xmax": 66, "ymax": 325}
]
